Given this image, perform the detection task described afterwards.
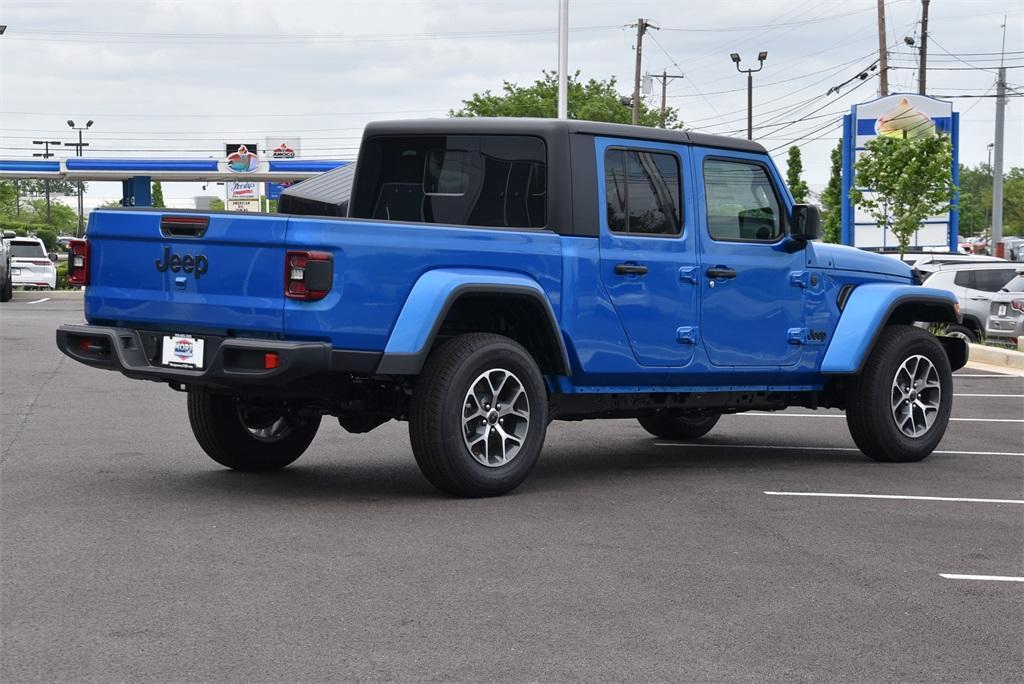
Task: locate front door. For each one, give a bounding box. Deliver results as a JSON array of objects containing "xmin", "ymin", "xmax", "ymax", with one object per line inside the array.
[
  {"xmin": 695, "ymin": 152, "xmax": 805, "ymax": 367},
  {"xmin": 597, "ymin": 138, "xmax": 699, "ymax": 367}
]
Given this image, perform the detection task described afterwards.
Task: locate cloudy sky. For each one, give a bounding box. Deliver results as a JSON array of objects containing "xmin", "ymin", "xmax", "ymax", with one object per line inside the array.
[{"xmin": 1, "ymin": 0, "xmax": 1021, "ymax": 205}]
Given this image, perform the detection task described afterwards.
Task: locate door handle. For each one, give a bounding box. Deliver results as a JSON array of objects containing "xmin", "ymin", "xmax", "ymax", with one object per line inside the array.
[
  {"xmin": 614, "ymin": 263, "xmax": 649, "ymax": 276},
  {"xmin": 706, "ymin": 266, "xmax": 737, "ymax": 280}
]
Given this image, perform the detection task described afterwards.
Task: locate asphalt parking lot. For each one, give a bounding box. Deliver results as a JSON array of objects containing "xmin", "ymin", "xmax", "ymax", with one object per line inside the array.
[{"xmin": 2, "ymin": 297, "xmax": 1022, "ymax": 682}]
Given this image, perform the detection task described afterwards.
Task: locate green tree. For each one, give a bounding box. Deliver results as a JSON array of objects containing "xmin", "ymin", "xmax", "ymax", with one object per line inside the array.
[
  {"xmin": 208, "ymin": 198, "xmax": 225, "ymax": 211},
  {"xmin": 15, "ymin": 178, "xmax": 87, "ymax": 197},
  {"xmin": 151, "ymin": 181, "xmax": 165, "ymax": 208},
  {"xmin": 820, "ymin": 141, "xmax": 844, "ymax": 243},
  {"xmin": 451, "ymin": 70, "xmax": 681, "ymax": 128},
  {"xmin": 1004, "ymin": 167, "xmax": 1024, "ymax": 236},
  {"xmin": 850, "ymin": 135, "xmax": 955, "ymax": 256},
  {"xmin": 785, "ymin": 146, "xmax": 809, "ymax": 204},
  {"xmin": 956, "ymin": 164, "xmax": 992, "ymax": 237},
  {"xmin": 25, "ymin": 199, "xmax": 78, "ymax": 233}
]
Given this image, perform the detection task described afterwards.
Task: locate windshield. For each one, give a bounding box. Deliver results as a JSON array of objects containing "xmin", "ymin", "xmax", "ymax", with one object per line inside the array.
[
  {"xmin": 9, "ymin": 242, "xmax": 46, "ymax": 258},
  {"xmin": 1001, "ymin": 275, "xmax": 1024, "ymax": 292}
]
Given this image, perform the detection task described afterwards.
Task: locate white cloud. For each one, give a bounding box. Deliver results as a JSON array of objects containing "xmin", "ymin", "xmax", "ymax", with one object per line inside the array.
[{"xmin": 1, "ymin": 0, "xmax": 1020, "ymax": 201}]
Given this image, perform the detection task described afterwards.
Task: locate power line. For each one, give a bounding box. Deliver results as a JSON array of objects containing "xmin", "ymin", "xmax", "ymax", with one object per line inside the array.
[{"xmin": 657, "ymin": 4, "xmax": 904, "ymax": 32}]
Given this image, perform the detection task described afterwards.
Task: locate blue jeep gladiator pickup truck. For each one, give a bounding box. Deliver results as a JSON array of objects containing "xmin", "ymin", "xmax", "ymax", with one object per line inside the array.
[{"xmin": 57, "ymin": 118, "xmax": 966, "ymax": 497}]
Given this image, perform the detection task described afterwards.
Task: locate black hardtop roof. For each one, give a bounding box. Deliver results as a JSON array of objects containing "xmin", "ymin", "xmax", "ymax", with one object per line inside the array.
[{"xmin": 363, "ymin": 117, "xmax": 766, "ymax": 154}]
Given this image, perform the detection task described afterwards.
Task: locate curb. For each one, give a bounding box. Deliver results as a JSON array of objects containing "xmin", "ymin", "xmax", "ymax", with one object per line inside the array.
[
  {"xmin": 968, "ymin": 343, "xmax": 1024, "ymax": 372},
  {"xmin": 11, "ymin": 289, "xmax": 84, "ymax": 301}
]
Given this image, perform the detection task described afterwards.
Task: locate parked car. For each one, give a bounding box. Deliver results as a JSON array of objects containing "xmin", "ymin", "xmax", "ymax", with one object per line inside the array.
[
  {"xmin": 57, "ymin": 118, "xmax": 967, "ymax": 497},
  {"xmin": 904, "ymin": 252, "xmax": 1007, "ymax": 274},
  {"xmin": 922, "ymin": 262, "xmax": 1021, "ymax": 341},
  {"xmin": 985, "ymin": 271, "xmax": 1024, "ymax": 346},
  {"xmin": 8, "ymin": 237, "xmax": 57, "ymax": 290},
  {"xmin": 0, "ymin": 230, "xmax": 14, "ymax": 302}
]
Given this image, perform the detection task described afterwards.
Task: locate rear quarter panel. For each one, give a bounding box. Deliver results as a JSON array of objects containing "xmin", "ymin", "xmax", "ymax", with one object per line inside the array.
[{"xmin": 282, "ymin": 217, "xmax": 563, "ymax": 350}]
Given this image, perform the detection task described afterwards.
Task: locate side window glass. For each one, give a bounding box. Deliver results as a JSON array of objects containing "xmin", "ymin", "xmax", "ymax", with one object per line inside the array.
[
  {"xmin": 605, "ymin": 150, "xmax": 627, "ymax": 233},
  {"xmin": 953, "ymin": 271, "xmax": 973, "ymax": 288},
  {"xmin": 703, "ymin": 159, "xmax": 783, "ymax": 242},
  {"xmin": 604, "ymin": 148, "xmax": 682, "ymax": 236}
]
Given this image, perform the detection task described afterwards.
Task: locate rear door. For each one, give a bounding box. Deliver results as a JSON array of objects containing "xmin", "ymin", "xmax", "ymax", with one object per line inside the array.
[
  {"xmin": 85, "ymin": 210, "xmax": 288, "ymax": 334},
  {"xmin": 693, "ymin": 151, "xmax": 804, "ymax": 367},
  {"xmin": 596, "ymin": 137, "xmax": 699, "ymax": 367}
]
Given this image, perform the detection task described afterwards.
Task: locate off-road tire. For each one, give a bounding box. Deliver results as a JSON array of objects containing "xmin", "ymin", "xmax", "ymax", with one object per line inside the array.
[
  {"xmin": 846, "ymin": 325, "xmax": 953, "ymax": 463},
  {"xmin": 0, "ymin": 274, "xmax": 11, "ymax": 302},
  {"xmin": 187, "ymin": 392, "xmax": 321, "ymax": 471},
  {"xmin": 409, "ymin": 333, "xmax": 548, "ymax": 497},
  {"xmin": 638, "ymin": 411, "xmax": 721, "ymax": 440}
]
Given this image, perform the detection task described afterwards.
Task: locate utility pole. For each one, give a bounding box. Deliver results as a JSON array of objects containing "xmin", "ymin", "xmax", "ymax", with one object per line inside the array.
[
  {"xmin": 918, "ymin": 0, "xmax": 930, "ymax": 95},
  {"xmin": 876, "ymin": 0, "xmax": 889, "ymax": 95},
  {"xmin": 731, "ymin": 52, "xmax": 767, "ymax": 140},
  {"xmin": 991, "ymin": 67, "xmax": 1006, "ymax": 255},
  {"xmin": 64, "ymin": 119, "xmax": 93, "ymax": 237},
  {"xmin": 649, "ymin": 70, "xmax": 684, "ymax": 128},
  {"xmin": 32, "ymin": 139, "xmax": 61, "ymax": 224},
  {"xmin": 557, "ymin": 0, "xmax": 568, "ymax": 120},
  {"xmin": 629, "ymin": 18, "xmax": 657, "ymax": 125}
]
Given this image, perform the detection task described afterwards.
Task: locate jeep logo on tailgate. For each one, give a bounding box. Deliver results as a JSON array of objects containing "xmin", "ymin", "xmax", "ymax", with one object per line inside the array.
[{"xmin": 155, "ymin": 246, "xmax": 208, "ymax": 279}]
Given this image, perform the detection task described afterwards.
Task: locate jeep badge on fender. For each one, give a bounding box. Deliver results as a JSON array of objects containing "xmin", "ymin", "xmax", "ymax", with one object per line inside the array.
[{"xmin": 155, "ymin": 246, "xmax": 208, "ymax": 279}]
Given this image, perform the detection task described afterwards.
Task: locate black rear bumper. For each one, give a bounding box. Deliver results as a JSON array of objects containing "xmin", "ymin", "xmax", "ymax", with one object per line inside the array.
[{"xmin": 56, "ymin": 324, "xmax": 381, "ymax": 389}]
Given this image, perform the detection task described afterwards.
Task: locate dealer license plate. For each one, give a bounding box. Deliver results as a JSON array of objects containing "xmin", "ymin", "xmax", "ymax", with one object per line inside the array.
[
  {"xmin": 161, "ymin": 334, "xmax": 205, "ymax": 369},
  {"xmin": 998, "ymin": 304, "xmax": 1008, "ymax": 317}
]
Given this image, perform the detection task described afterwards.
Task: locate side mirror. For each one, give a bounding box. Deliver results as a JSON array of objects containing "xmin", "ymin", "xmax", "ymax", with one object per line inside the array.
[
  {"xmin": 49, "ymin": 252, "xmax": 59, "ymax": 263},
  {"xmin": 789, "ymin": 204, "xmax": 821, "ymax": 242},
  {"xmin": 2, "ymin": 230, "xmax": 15, "ymax": 239}
]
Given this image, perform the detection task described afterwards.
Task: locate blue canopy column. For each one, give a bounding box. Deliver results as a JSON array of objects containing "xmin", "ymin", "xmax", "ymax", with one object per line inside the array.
[{"xmin": 122, "ymin": 176, "xmax": 152, "ymax": 207}]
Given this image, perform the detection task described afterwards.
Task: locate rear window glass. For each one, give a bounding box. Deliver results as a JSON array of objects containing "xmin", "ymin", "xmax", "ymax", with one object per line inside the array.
[
  {"xmin": 353, "ymin": 134, "xmax": 546, "ymax": 229},
  {"xmin": 9, "ymin": 241, "xmax": 46, "ymax": 258},
  {"xmin": 1002, "ymin": 275, "xmax": 1024, "ymax": 292}
]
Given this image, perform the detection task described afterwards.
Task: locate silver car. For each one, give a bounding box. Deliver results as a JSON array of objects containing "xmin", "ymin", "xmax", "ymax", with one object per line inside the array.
[
  {"xmin": 985, "ymin": 271, "xmax": 1024, "ymax": 346},
  {"xmin": 922, "ymin": 262, "xmax": 1021, "ymax": 342}
]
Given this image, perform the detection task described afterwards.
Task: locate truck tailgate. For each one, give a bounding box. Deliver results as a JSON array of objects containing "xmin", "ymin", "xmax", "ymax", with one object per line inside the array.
[{"xmin": 84, "ymin": 210, "xmax": 288, "ymax": 335}]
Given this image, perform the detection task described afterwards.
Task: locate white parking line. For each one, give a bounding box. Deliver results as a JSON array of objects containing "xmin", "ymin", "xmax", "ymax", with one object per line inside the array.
[
  {"xmin": 763, "ymin": 491, "xmax": 1024, "ymax": 504},
  {"xmin": 653, "ymin": 443, "xmax": 1024, "ymax": 457},
  {"xmin": 939, "ymin": 574, "xmax": 1024, "ymax": 582},
  {"xmin": 27, "ymin": 297, "xmax": 50, "ymax": 304},
  {"xmin": 736, "ymin": 413, "xmax": 1023, "ymax": 423},
  {"xmin": 955, "ymin": 374, "xmax": 1021, "ymax": 378},
  {"xmin": 954, "ymin": 393, "xmax": 1024, "ymax": 398}
]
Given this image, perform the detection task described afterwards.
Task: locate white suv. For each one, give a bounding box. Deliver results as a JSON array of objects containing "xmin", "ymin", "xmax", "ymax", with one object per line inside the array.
[
  {"xmin": 923, "ymin": 262, "xmax": 1021, "ymax": 341},
  {"xmin": 8, "ymin": 237, "xmax": 57, "ymax": 290}
]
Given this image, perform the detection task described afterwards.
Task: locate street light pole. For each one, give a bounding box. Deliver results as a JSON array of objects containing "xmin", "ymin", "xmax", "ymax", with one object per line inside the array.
[
  {"xmin": 731, "ymin": 51, "xmax": 767, "ymax": 140},
  {"xmin": 64, "ymin": 119, "xmax": 93, "ymax": 237},
  {"xmin": 32, "ymin": 140, "xmax": 61, "ymax": 224},
  {"xmin": 557, "ymin": 0, "xmax": 569, "ymax": 120}
]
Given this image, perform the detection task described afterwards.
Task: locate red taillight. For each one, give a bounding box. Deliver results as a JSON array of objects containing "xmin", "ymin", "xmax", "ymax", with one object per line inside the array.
[
  {"xmin": 67, "ymin": 239, "xmax": 89, "ymax": 285},
  {"xmin": 1011, "ymin": 300, "xmax": 1024, "ymax": 313},
  {"xmin": 264, "ymin": 352, "xmax": 280, "ymax": 369},
  {"xmin": 285, "ymin": 250, "xmax": 332, "ymax": 301}
]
